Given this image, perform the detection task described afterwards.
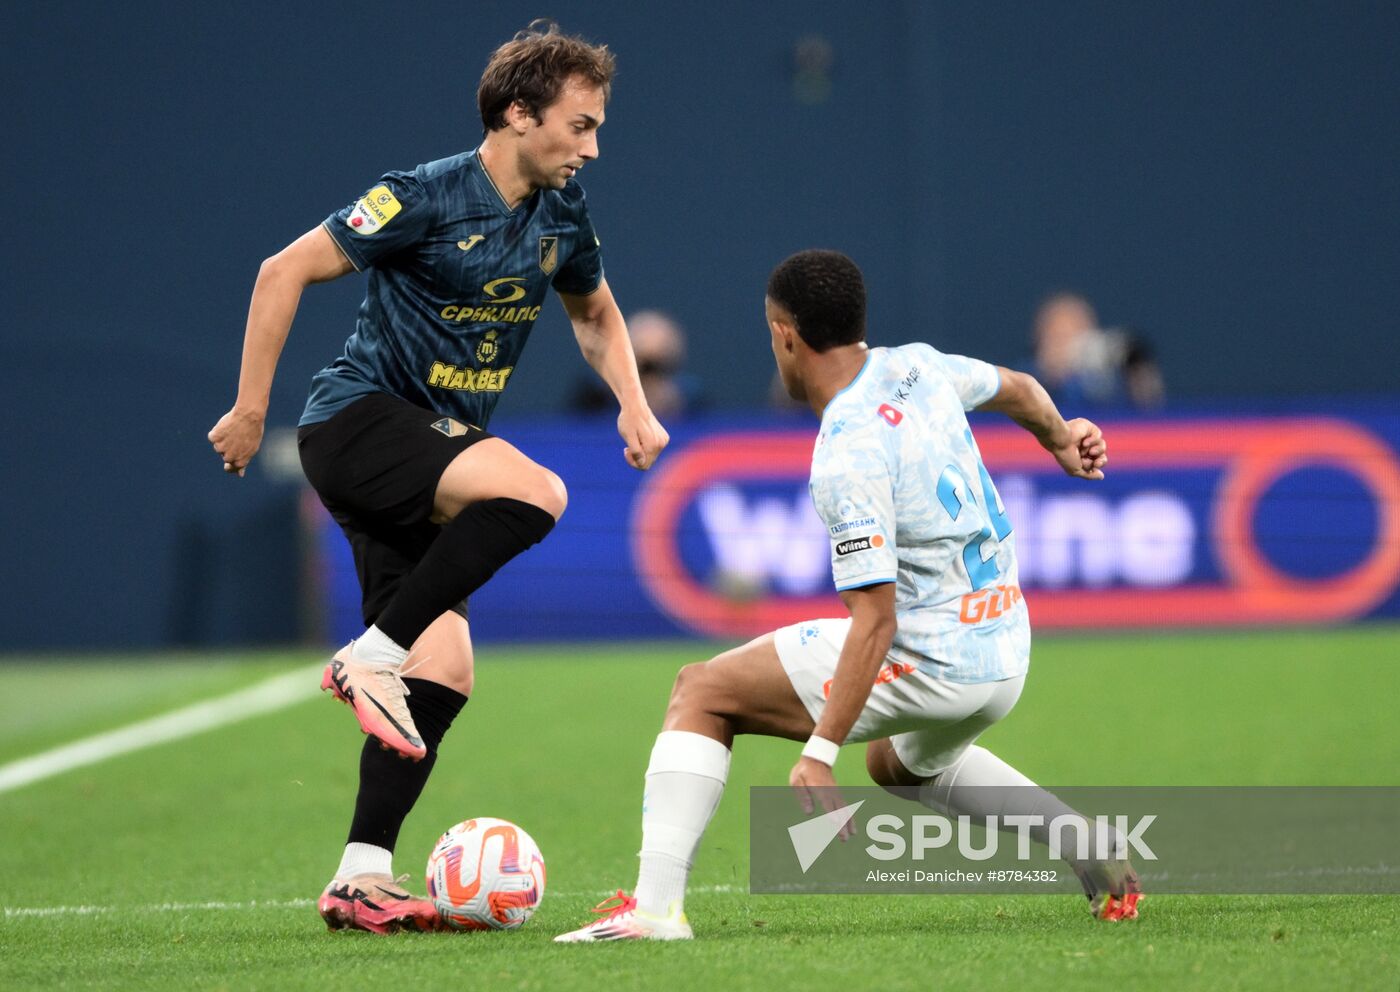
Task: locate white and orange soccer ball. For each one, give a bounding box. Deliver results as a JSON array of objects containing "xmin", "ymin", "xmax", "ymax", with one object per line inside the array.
[{"xmin": 426, "ymin": 817, "xmax": 547, "ymax": 930}]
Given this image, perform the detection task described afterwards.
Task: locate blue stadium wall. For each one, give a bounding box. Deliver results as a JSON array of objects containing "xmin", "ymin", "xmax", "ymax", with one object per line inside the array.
[{"xmin": 5, "ymin": 2, "xmax": 1398, "ymax": 649}]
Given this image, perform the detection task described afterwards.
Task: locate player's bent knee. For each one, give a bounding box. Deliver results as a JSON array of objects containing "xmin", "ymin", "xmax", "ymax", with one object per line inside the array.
[
  {"xmin": 433, "ymin": 442, "xmax": 568, "ymax": 523},
  {"xmin": 508, "ymin": 463, "xmax": 567, "ymax": 521},
  {"xmin": 866, "ymin": 738, "xmax": 923, "ymax": 792},
  {"xmin": 530, "ymin": 468, "xmax": 568, "ymax": 521},
  {"xmin": 667, "ymin": 661, "xmax": 712, "ymax": 714},
  {"xmin": 866, "ymin": 739, "xmax": 896, "ymax": 788},
  {"xmin": 668, "ymin": 661, "xmax": 704, "ymax": 701}
]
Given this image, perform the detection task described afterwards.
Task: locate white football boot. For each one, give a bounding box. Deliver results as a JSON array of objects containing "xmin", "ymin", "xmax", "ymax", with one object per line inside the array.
[{"xmin": 554, "ymin": 890, "xmax": 693, "ymax": 942}]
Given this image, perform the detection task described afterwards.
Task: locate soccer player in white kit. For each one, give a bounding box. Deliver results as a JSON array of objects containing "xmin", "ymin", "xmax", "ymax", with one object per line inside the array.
[{"xmin": 556, "ymin": 250, "xmax": 1138, "ymax": 942}]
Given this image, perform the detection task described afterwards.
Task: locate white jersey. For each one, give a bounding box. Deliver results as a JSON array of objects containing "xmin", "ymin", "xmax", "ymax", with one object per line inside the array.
[{"xmin": 809, "ymin": 343, "xmax": 1029, "ymax": 683}]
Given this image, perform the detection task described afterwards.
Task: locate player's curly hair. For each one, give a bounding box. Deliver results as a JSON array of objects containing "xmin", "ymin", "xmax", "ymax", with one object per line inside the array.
[
  {"xmin": 766, "ymin": 250, "xmax": 867, "ymax": 352},
  {"xmin": 478, "ymin": 20, "xmax": 616, "ymax": 133}
]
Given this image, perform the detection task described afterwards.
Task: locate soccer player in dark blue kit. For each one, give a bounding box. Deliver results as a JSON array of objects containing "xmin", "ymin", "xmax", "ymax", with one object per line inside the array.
[{"xmin": 208, "ymin": 22, "xmax": 668, "ymax": 933}]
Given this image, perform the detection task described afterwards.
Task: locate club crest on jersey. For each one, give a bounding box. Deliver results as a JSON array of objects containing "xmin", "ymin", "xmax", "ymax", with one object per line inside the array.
[
  {"xmin": 539, "ymin": 236, "xmax": 559, "ymax": 275},
  {"xmin": 430, "ymin": 418, "xmax": 472, "ymax": 438},
  {"xmin": 476, "ymin": 330, "xmax": 500, "ymax": 365},
  {"xmin": 345, "ymin": 185, "xmax": 402, "ymax": 236}
]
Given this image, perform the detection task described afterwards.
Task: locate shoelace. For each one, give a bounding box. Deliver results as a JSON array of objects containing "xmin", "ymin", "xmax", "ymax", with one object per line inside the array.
[
  {"xmin": 589, "ymin": 890, "xmax": 637, "ymax": 922},
  {"xmin": 359, "ymin": 873, "xmax": 415, "ymax": 897},
  {"xmin": 372, "ymin": 665, "xmax": 413, "ymax": 705},
  {"xmin": 380, "ymin": 652, "xmax": 443, "ymax": 713},
  {"xmin": 399, "ymin": 651, "xmax": 432, "ymax": 679}
]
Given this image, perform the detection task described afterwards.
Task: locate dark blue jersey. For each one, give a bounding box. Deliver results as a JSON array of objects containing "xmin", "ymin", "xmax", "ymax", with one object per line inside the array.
[{"xmin": 300, "ymin": 149, "xmax": 604, "ymax": 427}]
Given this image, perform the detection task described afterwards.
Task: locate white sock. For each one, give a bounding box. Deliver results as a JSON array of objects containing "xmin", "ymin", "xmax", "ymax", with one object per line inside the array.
[
  {"xmin": 351, "ymin": 625, "xmax": 408, "ymax": 667},
  {"xmin": 336, "ymin": 842, "xmax": 393, "ymax": 879},
  {"xmin": 919, "ymin": 745, "xmax": 1097, "ymax": 868},
  {"xmin": 634, "ymin": 730, "xmax": 731, "ymax": 917}
]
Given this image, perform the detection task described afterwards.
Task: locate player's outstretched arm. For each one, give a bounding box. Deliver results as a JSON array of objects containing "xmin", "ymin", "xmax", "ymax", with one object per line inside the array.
[
  {"xmin": 559, "ymin": 279, "xmax": 670, "ymax": 471},
  {"xmin": 979, "ymin": 367, "xmax": 1108, "ymax": 480},
  {"xmin": 208, "ymin": 226, "xmax": 353, "ymax": 476}
]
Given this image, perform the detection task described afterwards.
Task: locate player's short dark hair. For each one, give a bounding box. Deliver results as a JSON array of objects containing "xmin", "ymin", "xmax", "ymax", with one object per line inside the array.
[
  {"xmin": 766, "ymin": 250, "xmax": 867, "ymax": 352},
  {"xmin": 478, "ymin": 20, "xmax": 616, "ymax": 133}
]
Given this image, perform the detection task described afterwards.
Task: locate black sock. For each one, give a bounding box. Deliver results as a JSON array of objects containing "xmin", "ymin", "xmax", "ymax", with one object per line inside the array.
[
  {"xmin": 376, "ymin": 498, "xmax": 556, "ymax": 650},
  {"xmin": 346, "ymin": 678, "xmax": 468, "ymax": 851}
]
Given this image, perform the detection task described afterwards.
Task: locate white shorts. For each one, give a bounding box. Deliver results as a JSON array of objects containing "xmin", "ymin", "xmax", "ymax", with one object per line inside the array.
[{"xmin": 774, "ymin": 617, "xmax": 1025, "ymax": 778}]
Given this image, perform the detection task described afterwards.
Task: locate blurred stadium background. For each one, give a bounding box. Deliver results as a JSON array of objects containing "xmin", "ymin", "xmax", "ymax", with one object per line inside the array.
[
  {"xmin": 4, "ymin": 4, "xmax": 1399, "ymax": 988},
  {"xmin": 5, "ymin": 0, "xmax": 1399, "ymax": 651}
]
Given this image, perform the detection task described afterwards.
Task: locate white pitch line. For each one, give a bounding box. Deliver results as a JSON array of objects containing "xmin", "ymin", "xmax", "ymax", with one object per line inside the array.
[
  {"xmin": 4, "ymin": 899, "xmax": 315, "ymax": 919},
  {"xmin": 0, "ymin": 665, "xmax": 322, "ymax": 795},
  {"xmin": 3, "ymin": 887, "xmax": 746, "ymax": 920}
]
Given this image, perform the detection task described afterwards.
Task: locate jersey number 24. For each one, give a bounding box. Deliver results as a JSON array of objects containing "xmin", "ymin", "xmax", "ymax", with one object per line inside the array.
[{"xmin": 934, "ymin": 431, "xmax": 1012, "ymax": 591}]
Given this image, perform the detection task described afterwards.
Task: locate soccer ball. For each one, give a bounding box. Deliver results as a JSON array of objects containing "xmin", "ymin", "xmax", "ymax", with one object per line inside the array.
[{"xmin": 426, "ymin": 817, "xmax": 546, "ymax": 930}]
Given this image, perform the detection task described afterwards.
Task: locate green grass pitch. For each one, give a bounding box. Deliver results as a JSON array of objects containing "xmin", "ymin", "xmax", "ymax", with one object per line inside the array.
[{"xmin": 2, "ymin": 628, "xmax": 1398, "ymax": 991}]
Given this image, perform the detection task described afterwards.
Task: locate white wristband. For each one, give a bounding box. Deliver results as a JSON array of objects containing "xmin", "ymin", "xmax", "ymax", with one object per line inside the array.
[{"xmin": 801, "ymin": 735, "xmax": 840, "ymax": 767}]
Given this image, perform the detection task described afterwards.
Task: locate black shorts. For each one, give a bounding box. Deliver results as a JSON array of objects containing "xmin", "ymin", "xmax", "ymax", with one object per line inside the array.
[{"xmin": 297, "ymin": 392, "xmax": 492, "ymax": 626}]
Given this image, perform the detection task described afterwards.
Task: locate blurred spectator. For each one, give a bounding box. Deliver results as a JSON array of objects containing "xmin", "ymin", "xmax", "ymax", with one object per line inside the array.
[
  {"xmin": 571, "ymin": 310, "xmax": 704, "ymax": 416},
  {"xmin": 1031, "ymin": 293, "xmax": 1164, "ymax": 410}
]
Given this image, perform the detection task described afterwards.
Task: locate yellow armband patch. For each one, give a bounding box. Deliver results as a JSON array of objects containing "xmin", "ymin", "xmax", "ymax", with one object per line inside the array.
[{"xmin": 345, "ymin": 185, "xmax": 402, "ymax": 235}]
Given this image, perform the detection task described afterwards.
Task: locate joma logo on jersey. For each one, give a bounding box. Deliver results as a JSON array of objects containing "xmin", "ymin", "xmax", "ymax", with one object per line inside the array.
[
  {"xmin": 836, "ymin": 534, "xmax": 885, "ymax": 556},
  {"xmin": 440, "ymin": 304, "xmax": 542, "ymax": 324},
  {"xmin": 427, "ymin": 362, "xmax": 514, "ymax": 392}
]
